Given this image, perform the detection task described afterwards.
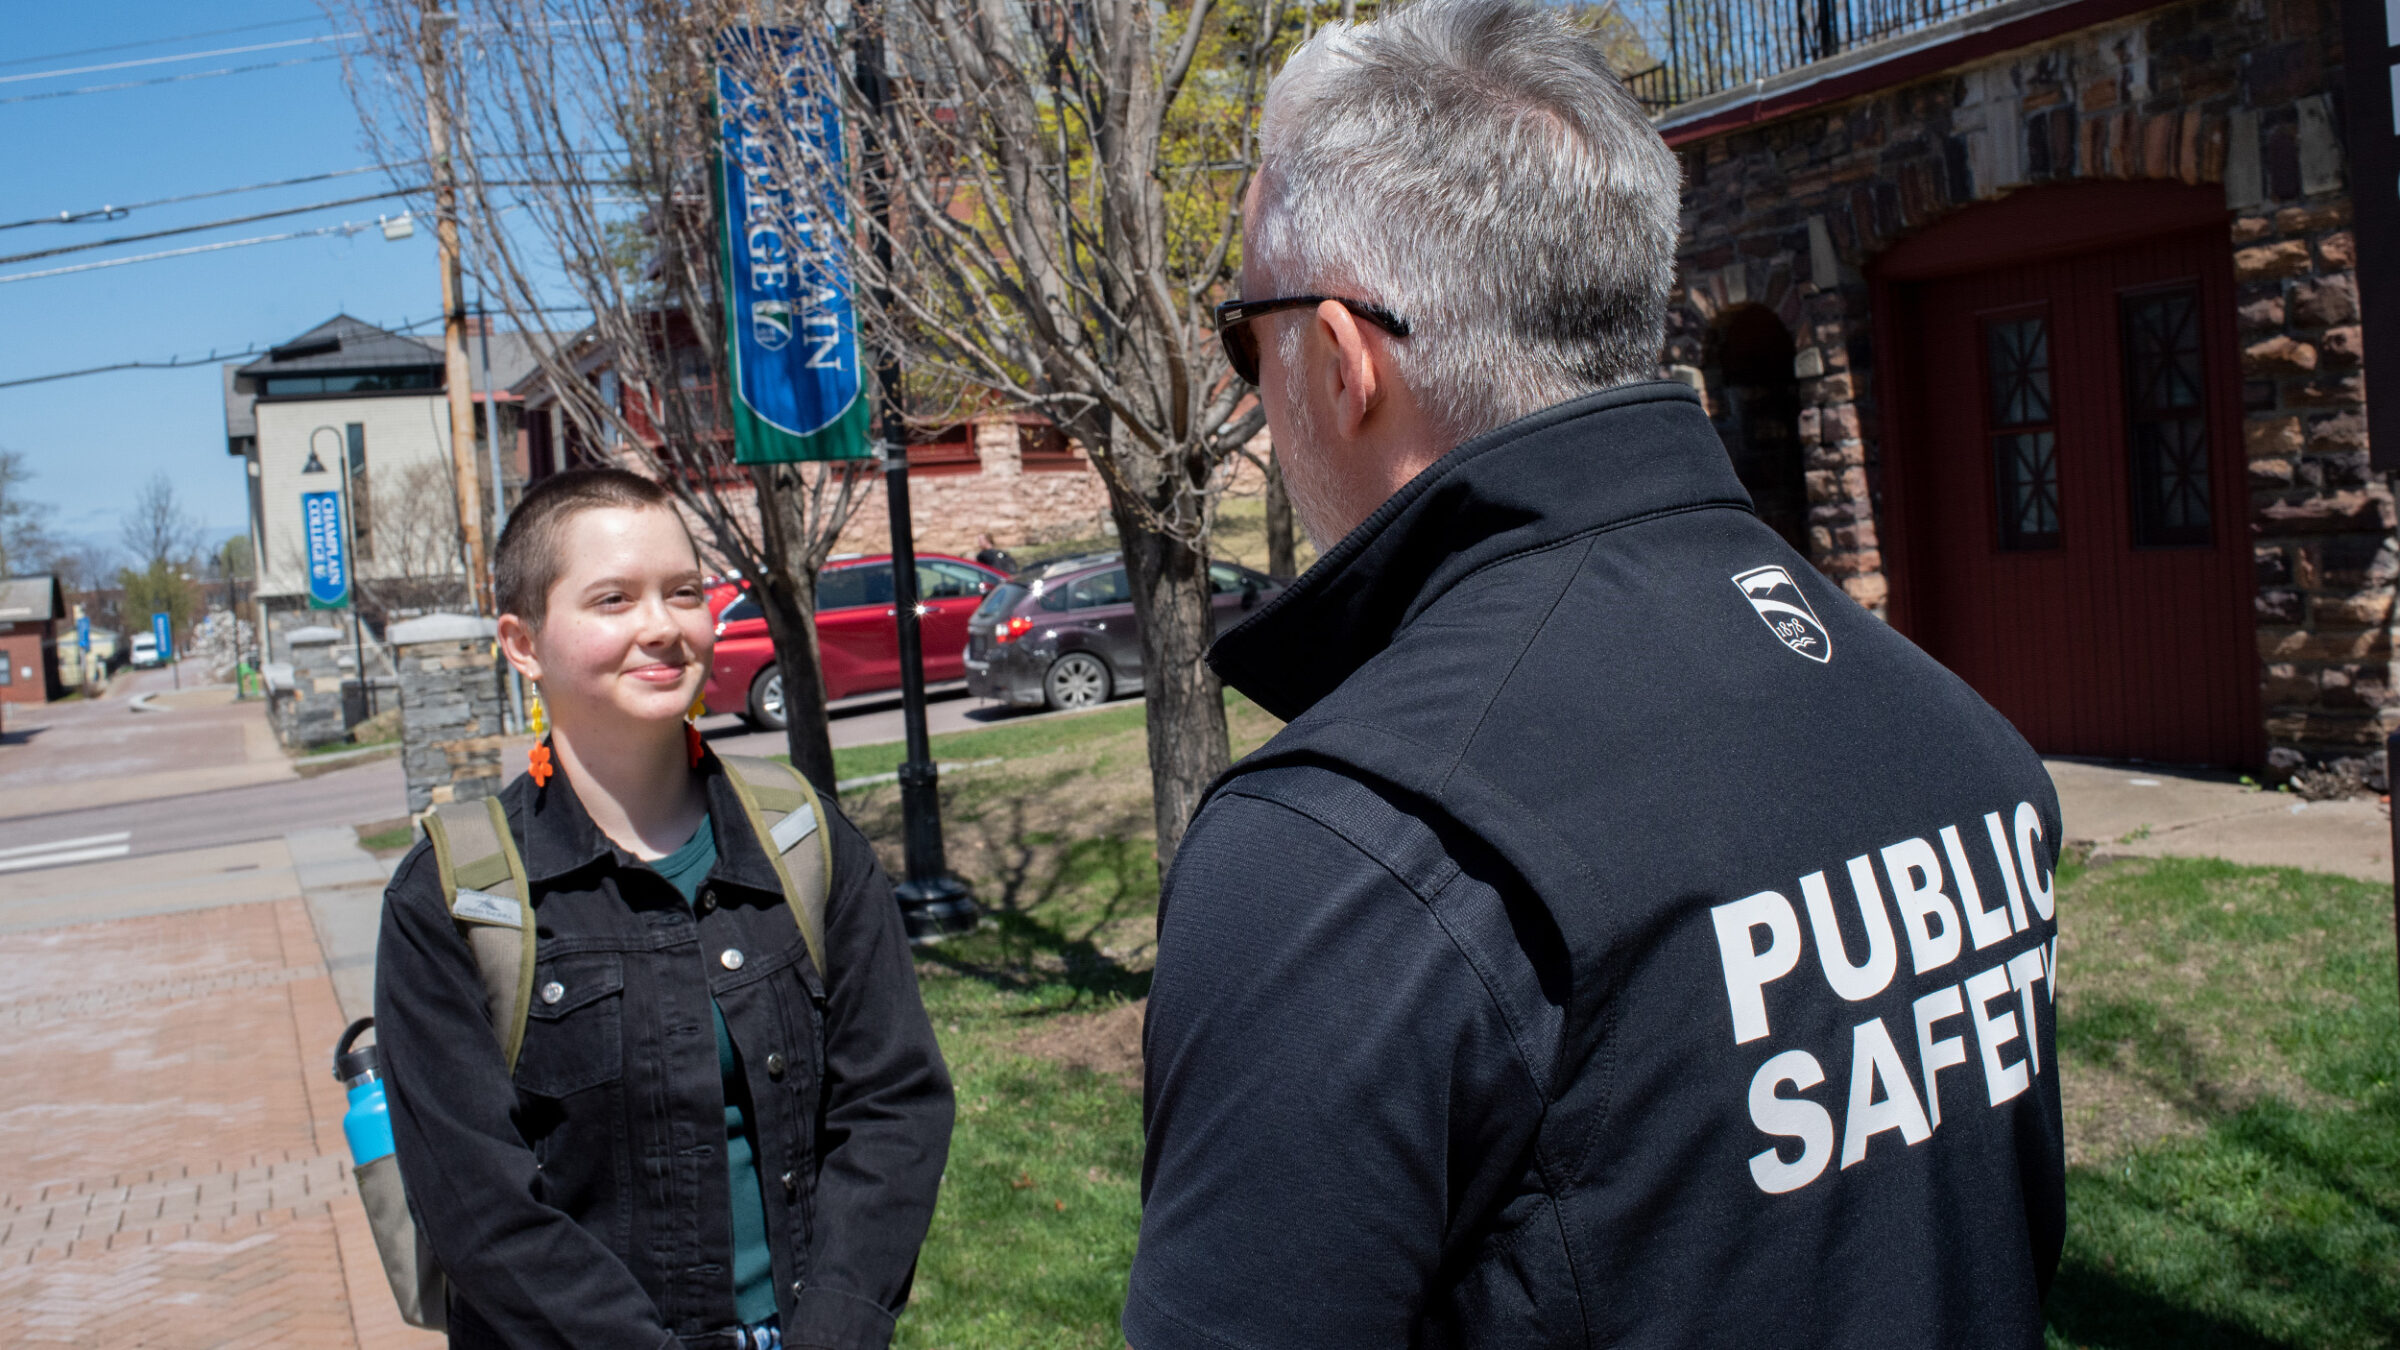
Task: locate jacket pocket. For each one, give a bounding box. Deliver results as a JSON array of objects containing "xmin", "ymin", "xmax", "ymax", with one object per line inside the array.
[{"xmin": 514, "ymin": 951, "xmax": 625, "ymax": 1098}]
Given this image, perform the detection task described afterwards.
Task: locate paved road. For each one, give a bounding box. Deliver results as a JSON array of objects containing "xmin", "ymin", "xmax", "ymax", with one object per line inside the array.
[
  {"xmin": 0, "ymin": 758, "xmax": 409, "ymax": 872},
  {"xmin": 697, "ymin": 684, "xmax": 1065, "ymax": 757}
]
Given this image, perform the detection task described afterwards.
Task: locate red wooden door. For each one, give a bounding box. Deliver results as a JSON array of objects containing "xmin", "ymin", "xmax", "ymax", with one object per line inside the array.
[{"xmin": 1891, "ymin": 224, "xmax": 2256, "ymax": 767}]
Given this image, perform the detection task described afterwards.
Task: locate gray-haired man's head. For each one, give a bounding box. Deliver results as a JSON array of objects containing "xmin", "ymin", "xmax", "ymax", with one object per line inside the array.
[{"xmin": 1243, "ymin": 0, "xmax": 1682, "ymax": 547}]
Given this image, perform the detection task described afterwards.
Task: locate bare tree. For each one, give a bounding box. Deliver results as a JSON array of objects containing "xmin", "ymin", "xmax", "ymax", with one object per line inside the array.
[
  {"xmin": 333, "ymin": 0, "xmax": 876, "ymax": 792},
  {"xmin": 352, "ymin": 458, "xmax": 475, "ymax": 627},
  {"xmin": 777, "ymin": 0, "xmax": 1300, "ymax": 863},
  {"xmin": 119, "ymin": 474, "xmax": 202, "ymax": 573},
  {"xmin": 0, "ymin": 449, "xmax": 56, "ymax": 581}
]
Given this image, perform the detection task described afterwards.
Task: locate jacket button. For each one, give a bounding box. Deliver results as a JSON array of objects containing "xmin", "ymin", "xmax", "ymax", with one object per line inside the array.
[
  {"xmin": 539, "ymin": 981, "xmax": 564, "ymax": 1005},
  {"xmin": 697, "ymin": 888, "xmax": 718, "ymax": 915},
  {"xmin": 720, "ymin": 948, "xmax": 744, "ymax": 971},
  {"xmin": 780, "ymin": 1170, "xmax": 796, "ymax": 1197},
  {"xmin": 766, "ymin": 1052, "xmax": 788, "ymax": 1079}
]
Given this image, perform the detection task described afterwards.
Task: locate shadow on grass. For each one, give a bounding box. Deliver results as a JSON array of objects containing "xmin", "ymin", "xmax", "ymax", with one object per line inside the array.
[
  {"xmin": 2047, "ymin": 1264, "xmax": 2298, "ymax": 1349},
  {"xmin": 908, "ymin": 773, "xmax": 1158, "ymax": 1008}
]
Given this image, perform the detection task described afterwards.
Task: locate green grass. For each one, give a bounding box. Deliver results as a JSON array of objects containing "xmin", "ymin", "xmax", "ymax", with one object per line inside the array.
[
  {"xmin": 838, "ymin": 710, "xmax": 2399, "ymax": 1348},
  {"xmin": 830, "ymin": 702, "xmax": 1153, "ymax": 786},
  {"xmin": 2044, "ymin": 857, "xmax": 2400, "ymax": 1349}
]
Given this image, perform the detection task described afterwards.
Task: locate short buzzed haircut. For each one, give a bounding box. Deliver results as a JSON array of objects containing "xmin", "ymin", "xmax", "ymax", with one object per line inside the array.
[
  {"xmin": 1251, "ymin": 0, "xmax": 1683, "ymax": 439},
  {"xmin": 494, "ymin": 467, "xmax": 682, "ymax": 626}
]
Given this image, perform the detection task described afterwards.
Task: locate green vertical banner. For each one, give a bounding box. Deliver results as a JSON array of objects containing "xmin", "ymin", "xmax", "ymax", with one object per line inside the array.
[{"xmin": 717, "ymin": 30, "xmax": 875, "ymax": 463}]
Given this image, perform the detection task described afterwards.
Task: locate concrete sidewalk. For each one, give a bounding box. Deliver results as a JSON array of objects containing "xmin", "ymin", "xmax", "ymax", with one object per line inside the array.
[
  {"xmin": 0, "ymin": 828, "xmax": 432, "ymax": 1348},
  {"xmin": 2048, "ymin": 757, "xmax": 2393, "ymax": 882}
]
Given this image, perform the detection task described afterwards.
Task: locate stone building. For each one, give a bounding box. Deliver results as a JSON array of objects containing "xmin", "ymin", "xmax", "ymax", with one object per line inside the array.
[{"xmin": 1648, "ymin": 0, "xmax": 2375, "ymax": 779}]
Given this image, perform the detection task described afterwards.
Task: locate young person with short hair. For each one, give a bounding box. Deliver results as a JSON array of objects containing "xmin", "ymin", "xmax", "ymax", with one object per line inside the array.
[{"xmin": 375, "ymin": 468, "xmax": 953, "ymax": 1350}]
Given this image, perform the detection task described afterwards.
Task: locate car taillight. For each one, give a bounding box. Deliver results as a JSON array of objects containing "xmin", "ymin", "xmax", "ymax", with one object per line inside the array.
[{"xmin": 993, "ymin": 615, "xmax": 1035, "ymax": 644}]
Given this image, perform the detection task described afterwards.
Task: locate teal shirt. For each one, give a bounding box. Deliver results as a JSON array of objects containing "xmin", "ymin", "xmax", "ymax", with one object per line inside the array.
[{"xmin": 653, "ymin": 816, "xmax": 778, "ymax": 1325}]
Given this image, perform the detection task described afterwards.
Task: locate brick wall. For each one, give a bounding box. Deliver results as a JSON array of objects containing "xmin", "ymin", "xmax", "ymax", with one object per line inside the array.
[{"xmin": 1666, "ymin": 0, "xmax": 2378, "ymax": 776}]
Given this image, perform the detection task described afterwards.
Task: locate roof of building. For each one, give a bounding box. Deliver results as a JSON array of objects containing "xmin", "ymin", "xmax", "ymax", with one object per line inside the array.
[
  {"xmin": 0, "ymin": 576, "xmax": 65, "ymax": 623},
  {"xmin": 222, "ymin": 363, "xmax": 256, "ymax": 440},
  {"xmin": 234, "ymin": 314, "xmax": 442, "ymax": 383}
]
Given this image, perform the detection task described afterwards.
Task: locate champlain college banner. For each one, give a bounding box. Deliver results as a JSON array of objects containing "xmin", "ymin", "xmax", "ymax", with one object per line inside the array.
[{"xmin": 716, "ymin": 31, "xmax": 873, "ymax": 464}]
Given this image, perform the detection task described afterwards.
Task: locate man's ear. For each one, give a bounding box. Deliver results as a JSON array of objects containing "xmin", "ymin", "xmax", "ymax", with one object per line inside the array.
[
  {"xmin": 496, "ymin": 612, "xmax": 543, "ymax": 683},
  {"xmin": 1315, "ymin": 299, "xmax": 1383, "ymax": 441}
]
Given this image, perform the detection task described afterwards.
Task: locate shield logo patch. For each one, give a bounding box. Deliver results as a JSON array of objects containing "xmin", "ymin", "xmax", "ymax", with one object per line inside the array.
[{"xmin": 1732, "ymin": 565, "xmax": 1832, "ymax": 664}]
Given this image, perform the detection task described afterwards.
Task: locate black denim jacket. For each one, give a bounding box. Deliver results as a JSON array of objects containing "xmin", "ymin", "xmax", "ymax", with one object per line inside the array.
[{"xmin": 374, "ymin": 753, "xmax": 954, "ymax": 1350}]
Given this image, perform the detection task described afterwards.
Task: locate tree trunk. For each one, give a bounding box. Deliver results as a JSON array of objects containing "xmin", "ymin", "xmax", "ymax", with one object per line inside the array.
[
  {"xmin": 1264, "ymin": 448, "xmax": 1298, "ymax": 580},
  {"xmin": 1114, "ymin": 501, "xmax": 1231, "ymax": 870},
  {"xmin": 752, "ymin": 573, "xmax": 839, "ymax": 796}
]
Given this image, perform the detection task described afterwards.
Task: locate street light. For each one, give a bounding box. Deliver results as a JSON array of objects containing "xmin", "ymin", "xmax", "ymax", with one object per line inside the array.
[{"xmin": 310, "ymin": 425, "xmax": 371, "ymax": 715}]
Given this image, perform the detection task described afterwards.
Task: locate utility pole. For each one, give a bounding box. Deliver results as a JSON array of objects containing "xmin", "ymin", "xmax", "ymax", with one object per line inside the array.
[
  {"xmin": 421, "ymin": 1, "xmax": 489, "ymax": 614},
  {"xmin": 858, "ymin": 21, "xmax": 977, "ymax": 942}
]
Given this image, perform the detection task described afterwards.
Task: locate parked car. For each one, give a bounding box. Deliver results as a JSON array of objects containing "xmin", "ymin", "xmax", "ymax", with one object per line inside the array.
[
  {"xmin": 964, "ymin": 552, "xmax": 1281, "ymax": 711},
  {"xmin": 703, "ymin": 553, "xmax": 1008, "ymax": 729},
  {"xmin": 128, "ymin": 632, "xmax": 162, "ymax": 668}
]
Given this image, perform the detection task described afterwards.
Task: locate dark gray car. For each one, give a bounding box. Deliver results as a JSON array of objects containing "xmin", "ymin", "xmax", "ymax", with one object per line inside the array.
[{"xmin": 963, "ymin": 553, "xmax": 1281, "ymax": 710}]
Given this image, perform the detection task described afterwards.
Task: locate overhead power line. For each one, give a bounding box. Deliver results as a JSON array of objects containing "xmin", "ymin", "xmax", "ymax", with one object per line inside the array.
[
  {"xmin": 0, "ymin": 305, "xmax": 600, "ymax": 390},
  {"xmin": 0, "ymin": 16, "xmax": 330, "ymax": 71},
  {"xmin": 1, "ymin": 152, "xmax": 628, "ymax": 231},
  {"xmin": 0, "ymin": 217, "xmax": 406, "ymax": 285},
  {"xmin": 0, "ymin": 34, "xmax": 358, "ymax": 86},
  {"xmin": 0, "ymin": 53, "xmax": 344, "ymax": 106},
  {"xmin": 0, "ymin": 190, "xmax": 425, "ymax": 265}
]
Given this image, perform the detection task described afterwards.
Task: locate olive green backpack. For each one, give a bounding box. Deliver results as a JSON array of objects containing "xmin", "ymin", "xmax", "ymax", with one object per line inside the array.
[{"xmin": 353, "ymin": 753, "xmax": 834, "ymax": 1330}]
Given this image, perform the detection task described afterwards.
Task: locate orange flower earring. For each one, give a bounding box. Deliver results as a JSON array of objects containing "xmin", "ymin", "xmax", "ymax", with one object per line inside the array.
[
  {"xmin": 528, "ymin": 741, "xmax": 554, "ymax": 787},
  {"xmin": 686, "ymin": 695, "xmax": 706, "ymax": 768}
]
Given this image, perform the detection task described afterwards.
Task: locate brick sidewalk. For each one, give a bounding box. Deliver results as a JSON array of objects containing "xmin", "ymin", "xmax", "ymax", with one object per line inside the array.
[{"xmin": 0, "ymin": 898, "xmax": 439, "ymax": 1349}]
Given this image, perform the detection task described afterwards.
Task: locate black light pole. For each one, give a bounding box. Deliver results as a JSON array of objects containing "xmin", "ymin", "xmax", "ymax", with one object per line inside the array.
[{"xmin": 858, "ymin": 24, "xmax": 977, "ymax": 940}]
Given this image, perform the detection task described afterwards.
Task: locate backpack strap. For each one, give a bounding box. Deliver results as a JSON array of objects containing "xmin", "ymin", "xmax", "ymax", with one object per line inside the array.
[
  {"xmin": 719, "ymin": 754, "xmax": 832, "ymax": 982},
  {"xmin": 422, "ymin": 795, "xmax": 539, "ymax": 1073}
]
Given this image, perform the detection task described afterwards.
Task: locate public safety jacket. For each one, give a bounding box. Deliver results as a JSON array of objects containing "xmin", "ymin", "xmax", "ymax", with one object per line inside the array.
[
  {"xmin": 375, "ymin": 754, "xmax": 953, "ymax": 1350},
  {"xmin": 1127, "ymin": 381, "xmax": 2065, "ymax": 1349}
]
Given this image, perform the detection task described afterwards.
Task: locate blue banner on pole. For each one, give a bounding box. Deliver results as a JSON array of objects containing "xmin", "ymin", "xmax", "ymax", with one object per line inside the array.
[
  {"xmin": 76, "ymin": 614, "xmax": 90, "ymax": 651},
  {"xmin": 716, "ymin": 31, "xmax": 873, "ymax": 463},
  {"xmin": 303, "ymin": 490, "xmax": 350, "ymax": 609},
  {"xmin": 151, "ymin": 611, "xmax": 173, "ymax": 662}
]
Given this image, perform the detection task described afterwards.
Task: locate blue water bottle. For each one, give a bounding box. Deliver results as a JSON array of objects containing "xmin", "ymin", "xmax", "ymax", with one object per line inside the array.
[{"xmin": 335, "ymin": 1017, "xmax": 395, "ymax": 1165}]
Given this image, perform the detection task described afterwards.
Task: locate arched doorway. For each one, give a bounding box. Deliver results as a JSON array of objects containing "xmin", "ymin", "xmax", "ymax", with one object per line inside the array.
[
  {"xmin": 1706, "ymin": 305, "xmax": 1809, "ymax": 553},
  {"xmin": 1877, "ymin": 182, "xmax": 2258, "ymax": 768}
]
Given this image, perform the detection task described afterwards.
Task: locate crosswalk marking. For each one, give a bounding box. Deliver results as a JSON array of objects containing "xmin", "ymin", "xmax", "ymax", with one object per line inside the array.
[{"xmin": 0, "ymin": 832, "xmax": 132, "ymax": 873}]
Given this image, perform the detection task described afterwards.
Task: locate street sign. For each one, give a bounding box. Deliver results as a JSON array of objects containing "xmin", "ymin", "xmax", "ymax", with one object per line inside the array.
[
  {"xmin": 76, "ymin": 615, "xmax": 90, "ymax": 651},
  {"xmin": 151, "ymin": 611, "xmax": 173, "ymax": 662},
  {"xmin": 303, "ymin": 489, "xmax": 350, "ymax": 609}
]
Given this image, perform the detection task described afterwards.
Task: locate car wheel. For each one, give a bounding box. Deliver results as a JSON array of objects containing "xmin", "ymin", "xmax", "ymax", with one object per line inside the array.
[
  {"xmin": 749, "ymin": 667, "xmax": 789, "ymax": 731},
  {"xmin": 1043, "ymin": 652, "xmax": 1111, "ymax": 710}
]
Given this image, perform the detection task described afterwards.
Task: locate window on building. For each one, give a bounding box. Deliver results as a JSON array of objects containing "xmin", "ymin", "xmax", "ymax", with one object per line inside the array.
[
  {"xmin": 345, "ymin": 423, "xmax": 371, "ymax": 561},
  {"xmin": 1984, "ymin": 311, "xmax": 2060, "ymax": 551},
  {"xmin": 2121, "ymin": 285, "xmax": 2212, "ymax": 548},
  {"xmin": 257, "ymin": 370, "xmax": 440, "ymax": 397}
]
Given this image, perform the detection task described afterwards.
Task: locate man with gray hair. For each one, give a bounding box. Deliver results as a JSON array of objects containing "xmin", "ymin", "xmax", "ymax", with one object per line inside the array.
[{"xmin": 1128, "ymin": 0, "xmax": 2065, "ymax": 1344}]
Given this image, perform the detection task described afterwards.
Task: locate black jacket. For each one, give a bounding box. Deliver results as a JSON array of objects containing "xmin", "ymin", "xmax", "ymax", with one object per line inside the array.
[
  {"xmin": 1128, "ymin": 382, "xmax": 2065, "ymax": 1348},
  {"xmin": 375, "ymin": 752, "xmax": 953, "ymax": 1350}
]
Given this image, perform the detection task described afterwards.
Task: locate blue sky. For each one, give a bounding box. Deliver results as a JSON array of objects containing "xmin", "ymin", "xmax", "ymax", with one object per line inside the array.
[{"xmin": 0, "ymin": 2, "xmax": 440, "ymax": 557}]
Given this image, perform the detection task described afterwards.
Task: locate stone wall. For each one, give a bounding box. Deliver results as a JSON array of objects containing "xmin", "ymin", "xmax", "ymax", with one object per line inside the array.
[
  {"xmin": 1666, "ymin": 0, "xmax": 2378, "ymax": 775},
  {"xmin": 830, "ymin": 419, "xmax": 1116, "ymax": 557},
  {"xmin": 391, "ymin": 614, "xmax": 508, "ymax": 813},
  {"xmin": 265, "ymin": 625, "xmax": 349, "ymax": 750}
]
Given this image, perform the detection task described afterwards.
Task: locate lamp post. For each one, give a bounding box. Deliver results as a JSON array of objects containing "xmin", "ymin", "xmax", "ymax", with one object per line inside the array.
[
  {"xmin": 858, "ymin": 22, "xmax": 977, "ymax": 941},
  {"xmin": 310, "ymin": 425, "xmax": 371, "ymax": 714}
]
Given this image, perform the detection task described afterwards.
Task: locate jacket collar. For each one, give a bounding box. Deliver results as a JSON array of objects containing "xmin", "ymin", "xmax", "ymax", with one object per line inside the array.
[
  {"xmin": 1210, "ymin": 381, "xmax": 1749, "ymax": 722},
  {"xmin": 511, "ymin": 745, "xmax": 786, "ymax": 895}
]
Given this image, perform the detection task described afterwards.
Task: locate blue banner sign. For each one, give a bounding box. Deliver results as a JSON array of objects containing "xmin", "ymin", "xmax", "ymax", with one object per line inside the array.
[
  {"xmin": 716, "ymin": 31, "xmax": 872, "ymax": 463},
  {"xmin": 151, "ymin": 611, "xmax": 173, "ymax": 662},
  {"xmin": 303, "ymin": 490, "xmax": 349, "ymax": 609},
  {"xmin": 76, "ymin": 614, "xmax": 90, "ymax": 651}
]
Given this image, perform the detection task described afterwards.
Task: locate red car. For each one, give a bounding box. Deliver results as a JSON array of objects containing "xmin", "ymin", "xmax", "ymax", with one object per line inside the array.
[{"xmin": 703, "ymin": 553, "xmax": 1008, "ymax": 729}]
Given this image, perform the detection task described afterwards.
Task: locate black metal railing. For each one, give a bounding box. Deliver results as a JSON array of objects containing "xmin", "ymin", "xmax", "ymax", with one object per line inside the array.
[{"xmin": 1626, "ymin": 0, "xmax": 2013, "ymax": 113}]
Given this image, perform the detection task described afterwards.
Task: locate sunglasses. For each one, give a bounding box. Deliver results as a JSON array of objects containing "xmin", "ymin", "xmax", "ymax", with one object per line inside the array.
[{"xmin": 1213, "ymin": 294, "xmax": 1413, "ymax": 386}]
